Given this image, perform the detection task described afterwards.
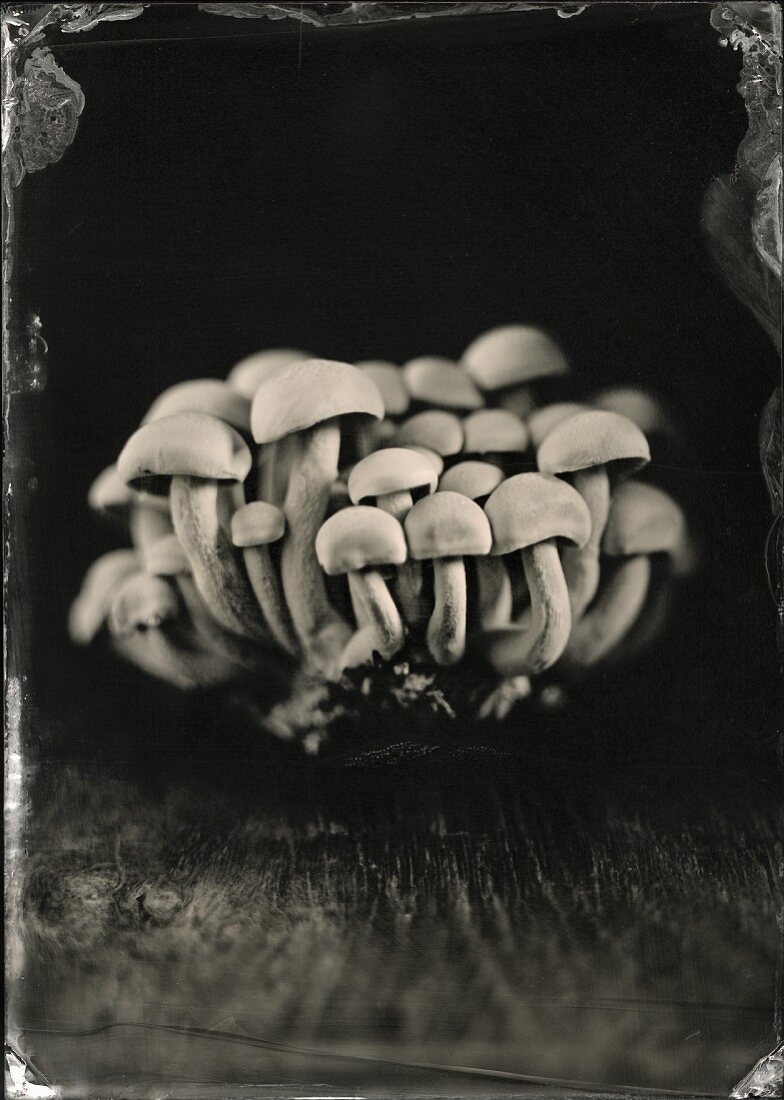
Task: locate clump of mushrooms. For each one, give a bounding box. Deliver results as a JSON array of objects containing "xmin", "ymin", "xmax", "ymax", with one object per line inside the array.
[{"xmin": 71, "ymin": 330, "xmax": 697, "ymax": 746}]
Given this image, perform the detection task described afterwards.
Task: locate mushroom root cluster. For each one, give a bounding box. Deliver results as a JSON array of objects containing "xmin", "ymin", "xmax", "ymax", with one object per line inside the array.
[{"xmin": 71, "ymin": 328, "xmax": 697, "ymax": 736}]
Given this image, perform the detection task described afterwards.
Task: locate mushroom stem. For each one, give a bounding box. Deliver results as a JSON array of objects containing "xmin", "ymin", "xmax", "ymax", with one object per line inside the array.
[
  {"xmin": 564, "ymin": 555, "xmax": 651, "ymax": 667},
  {"xmin": 486, "ymin": 540, "xmax": 572, "ymax": 676},
  {"xmin": 170, "ymin": 476, "xmax": 267, "ymax": 642},
  {"xmin": 130, "ymin": 506, "xmax": 173, "ymax": 553},
  {"xmin": 241, "ymin": 543, "xmax": 299, "ymax": 656},
  {"xmin": 377, "ymin": 488, "xmax": 427, "ymax": 629},
  {"xmin": 348, "ymin": 571, "xmax": 404, "ymax": 660},
  {"xmin": 476, "ymin": 557, "xmax": 512, "ymax": 629},
  {"xmin": 279, "ymin": 424, "xmax": 351, "ymax": 671},
  {"xmin": 561, "ymin": 465, "xmax": 611, "ymax": 619},
  {"xmin": 427, "ymin": 557, "xmax": 467, "ymax": 666},
  {"xmin": 112, "ymin": 631, "xmax": 203, "ymax": 691},
  {"xmin": 174, "ymin": 573, "xmax": 267, "ymax": 673}
]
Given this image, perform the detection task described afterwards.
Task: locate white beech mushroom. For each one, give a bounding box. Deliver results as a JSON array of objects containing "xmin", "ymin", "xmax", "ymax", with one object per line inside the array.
[
  {"xmin": 117, "ymin": 412, "xmax": 267, "ymax": 641},
  {"xmin": 564, "ymin": 480, "xmax": 693, "ymax": 667},
  {"xmin": 226, "ymin": 348, "xmax": 311, "ymax": 399},
  {"xmin": 108, "ymin": 571, "xmax": 180, "ymax": 636},
  {"xmin": 143, "ymin": 532, "xmax": 268, "ymax": 679},
  {"xmin": 142, "ymin": 379, "xmax": 252, "ymax": 435},
  {"xmin": 88, "ymin": 463, "xmax": 174, "ymax": 550},
  {"xmin": 401, "ymin": 445, "xmax": 444, "ymax": 476},
  {"xmin": 315, "ymin": 505, "xmax": 407, "ymax": 667},
  {"xmin": 591, "ymin": 386, "xmax": 680, "ymax": 456},
  {"xmin": 347, "ymin": 448, "xmax": 438, "ymax": 628},
  {"xmin": 438, "ymin": 461, "xmax": 511, "ymax": 629},
  {"xmin": 404, "ymin": 491, "xmax": 492, "ymax": 665},
  {"xmin": 231, "ymin": 501, "xmax": 298, "ymax": 656},
  {"xmin": 251, "ymin": 358, "xmax": 384, "ymax": 675},
  {"xmin": 391, "ymin": 410, "xmax": 464, "ymax": 458},
  {"xmin": 68, "ymin": 549, "xmax": 140, "ymax": 645},
  {"xmin": 461, "ymin": 325, "xmax": 569, "ymax": 418},
  {"xmin": 402, "ymin": 356, "xmax": 484, "ymax": 412},
  {"xmin": 460, "ymin": 408, "xmax": 530, "ymax": 468},
  {"xmin": 355, "ymin": 360, "xmax": 409, "ymax": 456},
  {"xmin": 482, "ymin": 473, "xmax": 591, "ymax": 676},
  {"xmin": 537, "ymin": 410, "xmax": 650, "ymax": 620},
  {"xmin": 527, "ymin": 403, "xmax": 590, "ymax": 450}
]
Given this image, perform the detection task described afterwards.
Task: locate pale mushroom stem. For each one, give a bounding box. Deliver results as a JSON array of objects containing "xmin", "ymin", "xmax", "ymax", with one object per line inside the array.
[
  {"xmin": 487, "ymin": 540, "xmax": 572, "ymax": 676},
  {"xmin": 174, "ymin": 573, "xmax": 267, "ymax": 673},
  {"xmin": 377, "ymin": 489, "xmax": 427, "ymax": 629},
  {"xmin": 130, "ymin": 506, "xmax": 173, "ymax": 552},
  {"xmin": 348, "ymin": 571, "xmax": 404, "ymax": 660},
  {"xmin": 605, "ymin": 574, "xmax": 673, "ymax": 667},
  {"xmin": 242, "ymin": 543, "xmax": 299, "ymax": 656},
  {"xmin": 170, "ymin": 476, "xmax": 268, "ymax": 642},
  {"xmin": 112, "ymin": 632, "xmax": 202, "ymax": 691},
  {"xmin": 564, "ymin": 555, "xmax": 651, "ymax": 667},
  {"xmin": 279, "ymin": 423, "xmax": 351, "ymax": 671},
  {"xmin": 428, "ymin": 558, "xmax": 467, "ymax": 666},
  {"xmin": 562, "ymin": 465, "xmax": 611, "ymax": 619},
  {"xmin": 476, "ymin": 557, "xmax": 512, "ymax": 629}
]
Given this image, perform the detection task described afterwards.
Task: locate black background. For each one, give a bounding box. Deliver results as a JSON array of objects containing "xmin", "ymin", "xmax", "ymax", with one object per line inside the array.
[{"xmin": 9, "ymin": 1, "xmax": 781, "ymax": 769}]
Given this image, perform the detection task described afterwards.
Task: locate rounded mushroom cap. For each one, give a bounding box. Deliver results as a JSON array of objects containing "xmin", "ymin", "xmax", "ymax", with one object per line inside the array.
[
  {"xmin": 402, "ymin": 356, "xmax": 483, "ymax": 411},
  {"xmin": 68, "ymin": 550, "xmax": 140, "ymax": 644},
  {"xmin": 316, "ymin": 506, "xmax": 407, "ymax": 575},
  {"xmin": 392, "ymin": 410, "xmax": 464, "ymax": 456},
  {"xmin": 462, "ymin": 408, "xmax": 529, "ymax": 454},
  {"xmin": 227, "ymin": 348, "xmax": 310, "ymax": 399},
  {"xmin": 592, "ymin": 386, "xmax": 673, "ymax": 439},
  {"xmin": 438, "ymin": 460, "xmax": 504, "ymax": 501},
  {"xmin": 89, "ymin": 465, "xmax": 170, "ymax": 517},
  {"xmin": 108, "ymin": 572, "xmax": 180, "ymax": 637},
  {"xmin": 143, "ymin": 534, "xmax": 191, "ymax": 576},
  {"xmin": 405, "ymin": 491, "xmax": 492, "ymax": 560},
  {"xmin": 602, "ymin": 480, "xmax": 695, "ymax": 575},
  {"xmin": 405, "ymin": 445, "xmax": 444, "ymax": 475},
  {"xmin": 231, "ymin": 501, "xmax": 286, "ymax": 547},
  {"xmin": 251, "ymin": 359, "xmax": 384, "ymax": 444},
  {"xmin": 462, "ymin": 325, "xmax": 569, "ymax": 391},
  {"xmin": 117, "ymin": 413, "xmax": 253, "ymax": 494},
  {"xmin": 88, "ymin": 465, "xmax": 134, "ymax": 515},
  {"xmin": 527, "ymin": 403, "xmax": 590, "ymax": 449},
  {"xmin": 484, "ymin": 473, "xmax": 591, "ymax": 554},
  {"xmin": 356, "ymin": 361, "xmax": 410, "ymax": 417},
  {"xmin": 347, "ymin": 448, "xmax": 438, "ymax": 504},
  {"xmin": 537, "ymin": 410, "xmax": 650, "ymax": 478},
  {"xmin": 143, "ymin": 379, "xmax": 251, "ymax": 435}
]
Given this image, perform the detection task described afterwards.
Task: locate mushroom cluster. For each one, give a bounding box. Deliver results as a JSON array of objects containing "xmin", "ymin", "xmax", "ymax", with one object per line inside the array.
[{"xmin": 70, "ymin": 327, "xmax": 696, "ymax": 738}]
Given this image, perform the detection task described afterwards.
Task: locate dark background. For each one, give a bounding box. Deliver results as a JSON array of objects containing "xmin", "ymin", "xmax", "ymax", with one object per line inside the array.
[
  {"xmin": 10, "ymin": 0, "xmax": 780, "ymax": 767},
  {"xmin": 7, "ymin": 5, "xmax": 783, "ymax": 1095}
]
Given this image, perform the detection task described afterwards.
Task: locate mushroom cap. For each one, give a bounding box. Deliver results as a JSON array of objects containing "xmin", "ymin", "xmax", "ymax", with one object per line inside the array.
[
  {"xmin": 68, "ymin": 550, "xmax": 139, "ymax": 644},
  {"xmin": 227, "ymin": 349, "xmax": 310, "ymax": 399},
  {"xmin": 231, "ymin": 501, "xmax": 286, "ymax": 547},
  {"xmin": 484, "ymin": 473, "xmax": 591, "ymax": 554},
  {"xmin": 438, "ymin": 460, "xmax": 504, "ymax": 501},
  {"xmin": 405, "ymin": 445, "xmax": 445, "ymax": 475},
  {"xmin": 602, "ymin": 480, "xmax": 695, "ymax": 575},
  {"xmin": 527, "ymin": 403, "xmax": 590, "ymax": 449},
  {"xmin": 143, "ymin": 534, "xmax": 191, "ymax": 576},
  {"xmin": 117, "ymin": 412, "xmax": 253, "ymax": 494},
  {"xmin": 89, "ymin": 465, "xmax": 170, "ymax": 517},
  {"xmin": 462, "ymin": 325, "xmax": 569, "ymax": 391},
  {"xmin": 347, "ymin": 448, "xmax": 438, "ymax": 504},
  {"xmin": 356, "ymin": 361, "xmax": 410, "ymax": 417},
  {"xmin": 592, "ymin": 386, "xmax": 673, "ymax": 438},
  {"xmin": 462, "ymin": 408, "xmax": 529, "ymax": 454},
  {"xmin": 143, "ymin": 379, "xmax": 251, "ymax": 434},
  {"xmin": 537, "ymin": 410, "xmax": 650, "ymax": 478},
  {"xmin": 405, "ymin": 491, "xmax": 493, "ymax": 560},
  {"xmin": 316, "ymin": 506, "xmax": 407, "ymax": 575},
  {"xmin": 402, "ymin": 356, "xmax": 483, "ymax": 411},
  {"xmin": 251, "ymin": 359, "xmax": 384, "ymax": 444},
  {"xmin": 108, "ymin": 572, "xmax": 180, "ymax": 637},
  {"xmin": 392, "ymin": 410, "xmax": 464, "ymax": 456}
]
